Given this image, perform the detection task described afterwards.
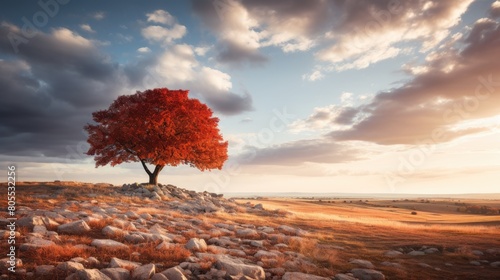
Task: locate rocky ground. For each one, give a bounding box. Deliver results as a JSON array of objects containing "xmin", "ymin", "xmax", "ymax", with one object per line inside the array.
[{"xmin": 1, "ymin": 182, "xmax": 499, "ymax": 279}]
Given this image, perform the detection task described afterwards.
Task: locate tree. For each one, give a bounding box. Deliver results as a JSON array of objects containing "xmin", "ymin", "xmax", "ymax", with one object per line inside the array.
[{"xmin": 85, "ymin": 88, "xmax": 228, "ymax": 185}]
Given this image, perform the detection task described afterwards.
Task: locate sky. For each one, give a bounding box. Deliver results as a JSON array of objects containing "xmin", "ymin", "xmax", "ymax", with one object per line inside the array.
[{"xmin": 1, "ymin": 0, "xmax": 500, "ymax": 194}]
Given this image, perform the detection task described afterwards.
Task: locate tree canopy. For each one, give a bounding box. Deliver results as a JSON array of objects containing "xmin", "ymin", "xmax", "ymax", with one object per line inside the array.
[{"xmin": 85, "ymin": 88, "xmax": 228, "ymax": 184}]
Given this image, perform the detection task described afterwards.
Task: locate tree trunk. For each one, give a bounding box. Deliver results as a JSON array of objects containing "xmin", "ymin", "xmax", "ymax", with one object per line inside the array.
[{"xmin": 139, "ymin": 159, "xmax": 164, "ymax": 185}]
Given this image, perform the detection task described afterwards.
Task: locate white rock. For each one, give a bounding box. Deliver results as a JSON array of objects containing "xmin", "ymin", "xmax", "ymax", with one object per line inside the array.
[
  {"xmin": 424, "ymin": 248, "xmax": 439, "ymax": 254},
  {"xmin": 102, "ymin": 226, "xmax": 127, "ymax": 238}
]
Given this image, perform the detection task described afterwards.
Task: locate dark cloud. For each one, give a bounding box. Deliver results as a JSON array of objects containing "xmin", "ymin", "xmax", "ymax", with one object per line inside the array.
[
  {"xmin": 237, "ymin": 139, "xmax": 360, "ymax": 166},
  {"xmin": 329, "ymin": 14, "xmax": 500, "ymax": 145},
  {"xmin": 0, "ymin": 23, "xmax": 124, "ymax": 159},
  {"xmin": 204, "ymin": 91, "xmax": 253, "ymax": 115}
]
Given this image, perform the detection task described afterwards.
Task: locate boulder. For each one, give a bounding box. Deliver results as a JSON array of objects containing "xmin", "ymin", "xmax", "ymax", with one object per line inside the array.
[
  {"xmin": 349, "ymin": 259, "xmax": 375, "ymax": 269},
  {"xmin": 215, "ymin": 255, "xmax": 265, "ymax": 279},
  {"xmin": 159, "ymin": 266, "xmax": 188, "ymax": 280},
  {"xmin": 185, "ymin": 238, "xmax": 208, "ymax": 252},
  {"xmin": 132, "ymin": 264, "xmax": 155, "ymax": 280},
  {"xmin": 91, "ymin": 239, "xmax": 128, "ymax": 250},
  {"xmin": 351, "ymin": 268, "xmax": 385, "ymax": 280},
  {"xmin": 101, "ymin": 267, "xmax": 131, "ymax": 280},
  {"xmin": 109, "ymin": 257, "xmax": 141, "ymax": 269},
  {"xmin": 66, "ymin": 269, "xmax": 112, "ymax": 280},
  {"xmin": 282, "ymin": 272, "xmax": 330, "ymax": 280},
  {"xmin": 58, "ymin": 220, "xmax": 91, "ymax": 235}
]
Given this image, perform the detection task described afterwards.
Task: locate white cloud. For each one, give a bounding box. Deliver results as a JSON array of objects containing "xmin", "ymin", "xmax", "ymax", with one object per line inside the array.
[
  {"xmin": 302, "ymin": 70, "xmax": 323, "ymax": 81},
  {"xmin": 141, "ymin": 24, "xmax": 187, "ymax": 44},
  {"xmin": 79, "ymin": 24, "xmax": 95, "ymax": 33},
  {"xmin": 92, "ymin": 11, "xmax": 105, "ymax": 20},
  {"xmin": 146, "ymin": 10, "xmax": 175, "ymax": 25},
  {"xmin": 137, "ymin": 47, "xmax": 151, "ymax": 53},
  {"xmin": 194, "ymin": 46, "xmax": 210, "ymax": 56},
  {"xmin": 52, "ymin": 28, "xmax": 92, "ymax": 47}
]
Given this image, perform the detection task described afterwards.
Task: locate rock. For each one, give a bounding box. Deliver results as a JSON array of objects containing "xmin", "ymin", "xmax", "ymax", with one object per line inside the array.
[
  {"xmin": 334, "ymin": 273, "xmax": 357, "ymax": 280},
  {"xmin": 58, "ymin": 220, "xmax": 91, "ymax": 235},
  {"xmin": 250, "ymin": 240, "xmax": 264, "ymax": 247},
  {"xmin": 158, "ymin": 266, "xmax": 188, "ymax": 280},
  {"xmin": 350, "ymin": 259, "xmax": 375, "ymax": 269},
  {"xmin": 472, "ymin": 250, "xmax": 484, "ymax": 256},
  {"xmin": 101, "ymin": 267, "xmax": 131, "ymax": 280},
  {"xmin": 109, "ymin": 258, "xmax": 141, "ymax": 269},
  {"xmin": 215, "ymin": 255, "xmax": 265, "ymax": 279},
  {"xmin": 490, "ymin": 261, "xmax": 500, "ymax": 268},
  {"xmin": 384, "ymin": 250, "xmax": 403, "ymax": 257},
  {"xmin": 470, "ymin": 261, "xmax": 481, "ymax": 266},
  {"xmin": 253, "ymin": 204, "xmax": 264, "ymax": 210},
  {"xmin": 236, "ymin": 228, "xmax": 259, "ymax": 239},
  {"xmin": 380, "ymin": 262, "xmax": 403, "ymax": 268},
  {"xmin": 91, "ymin": 239, "xmax": 128, "ymax": 250},
  {"xmin": 424, "ymin": 247, "xmax": 439, "ymax": 254},
  {"xmin": 17, "ymin": 216, "xmax": 44, "ymax": 229},
  {"xmin": 185, "ymin": 238, "xmax": 208, "ymax": 252},
  {"xmin": 35, "ymin": 265, "xmax": 55, "ymax": 277},
  {"xmin": 102, "ymin": 226, "xmax": 127, "ymax": 237},
  {"xmin": 125, "ymin": 234, "xmax": 145, "ymax": 244},
  {"xmin": 67, "ymin": 269, "xmax": 112, "ymax": 280},
  {"xmin": 351, "ymin": 268, "xmax": 385, "ymax": 280},
  {"xmin": 19, "ymin": 237, "xmax": 55, "ymax": 251},
  {"xmin": 33, "ymin": 225, "xmax": 47, "ymax": 234},
  {"xmin": 132, "ymin": 264, "xmax": 155, "ymax": 280},
  {"xmin": 56, "ymin": 261, "xmax": 84, "ymax": 273},
  {"xmin": 151, "ymin": 274, "xmax": 169, "ymax": 280},
  {"xmin": 282, "ymin": 272, "xmax": 330, "ymax": 280},
  {"xmin": 418, "ymin": 263, "xmax": 432, "ymax": 268},
  {"xmin": 254, "ymin": 250, "xmax": 280, "ymax": 259},
  {"xmin": 408, "ymin": 250, "xmax": 425, "ymax": 256}
]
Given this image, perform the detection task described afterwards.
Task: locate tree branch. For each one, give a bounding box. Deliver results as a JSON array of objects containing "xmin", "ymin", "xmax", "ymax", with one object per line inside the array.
[{"xmin": 139, "ymin": 158, "xmax": 152, "ymax": 176}]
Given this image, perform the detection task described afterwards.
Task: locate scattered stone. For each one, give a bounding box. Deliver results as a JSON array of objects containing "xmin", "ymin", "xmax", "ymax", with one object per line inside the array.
[
  {"xmin": 472, "ymin": 250, "xmax": 484, "ymax": 256},
  {"xmin": 17, "ymin": 216, "xmax": 44, "ymax": 229},
  {"xmin": 101, "ymin": 267, "xmax": 132, "ymax": 280},
  {"xmin": 214, "ymin": 255, "xmax": 265, "ymax": 279},
  {"xmin": 351, "ymin": 268, "xmax": 385, "ymax": 280},
  {"xmin": 424, "ymin": 248, "xmax": 439, "ymax": 254},
  {"xmin": 132, "ymin": 264, "xmax": 155, "ymax": 280},
  {"xmin": 56, "ymin": 261, "xmax": 85, "ymax": 273},
  {"xmin": 334, "ymin": 273, "xmax": 357, "ymax": 280},
  {"xmin": 384, "ymin": 250, "xmax": 403, "ymax": 257},
  {"xmin": 58, "ymin": 220, "xmax": 91, "ymax": 235},
  {"xmin": 490, "ymin": 261, "xmax": 500, "ymax": 268},
  {"xmin": 35, "ymin": 265, "xmax": 55, "ymax": 277},
  {"xmin": 282, "ymin": 272, "xmax": 330, "ymax": 280},
  {"xmin": 109, "ymin": 258, "xmax": 141, "ymax": 269},
  {"xmin": 158, "ymin": 266, "xmax": 188, "ymax": 280},
  {"xmin": 91, "ymin": 239, "xmax": 129, "ymax": 250},
  {"xmin": 470, "ymin": 261, "xmax": 481, "ymax": 266},
  {"xmin": 185, "ymin": 238, "xmax": 208, "ymax": 252},
  {"xmin": 350, "ymin": 259, "xmax": 375, "ymax": 269},
  {"xmin": 236, "ymin": 228, "xmax": 259, "ymax": 239},
  {"xmin": 408, "ymin": 250, "xmax": 425, "ymax": 256},
  {"xmin": 66, "ymin": 269, "xmax": 112, "ymax": 280},
  {"xmin": 102, "ymin": 226, "xmax": 127, "ymax": 237}
]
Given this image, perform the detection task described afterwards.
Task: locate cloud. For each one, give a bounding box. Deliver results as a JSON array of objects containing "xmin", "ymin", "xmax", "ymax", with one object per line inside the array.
[
  {"xmin": 302, "ymin": 70, "xmax": 323, "ymax": 81},
  {"xmin": 141, "ymin": 25, "xmax": 187, "ymax": 44},
  {"xmin": 124, "ymin": 44, "xmax": 253, "ymax": 115},
  {"xmin": 79, "ymin": 24, "xmax": 95, "ymax": 33},
  {"xmin": 0, "ymin": 23, "xmax": 125, "ymax": 158},
  {"xmin": 91, "ymin": 11, "xmax": 105, "ymax": 20},
  {"xmin": 236, "ymin": 139, "xmax": 360, "ymax": 166},
  {"xmin": 137, "ymin": 47, "xmax": 151, "ymax": 53},
  {"xmin": 141, "ymin": 10, "xmax": 187, "ymax": 45},
  {"xmin": 192, "ymin": 0, "xmax": 473, "ymax": 72},
  {"xmin": 327, "ymin": 13, "xmax": 500, "ymax": 145},
  {"xmin": 147, "ymin": 10, "xmax": 175, "ymax": 25}
]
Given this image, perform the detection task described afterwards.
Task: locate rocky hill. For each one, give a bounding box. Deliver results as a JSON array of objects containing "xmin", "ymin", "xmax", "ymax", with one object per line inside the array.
[{"xmin": 0, "ymin": 182, "xmax": 374, "ymax": 280}]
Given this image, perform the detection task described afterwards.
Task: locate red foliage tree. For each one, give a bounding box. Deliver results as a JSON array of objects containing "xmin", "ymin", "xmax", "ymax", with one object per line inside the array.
[{"xmin": 85, "ymin": 88, "xmax": 228, "ymax": 185}]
